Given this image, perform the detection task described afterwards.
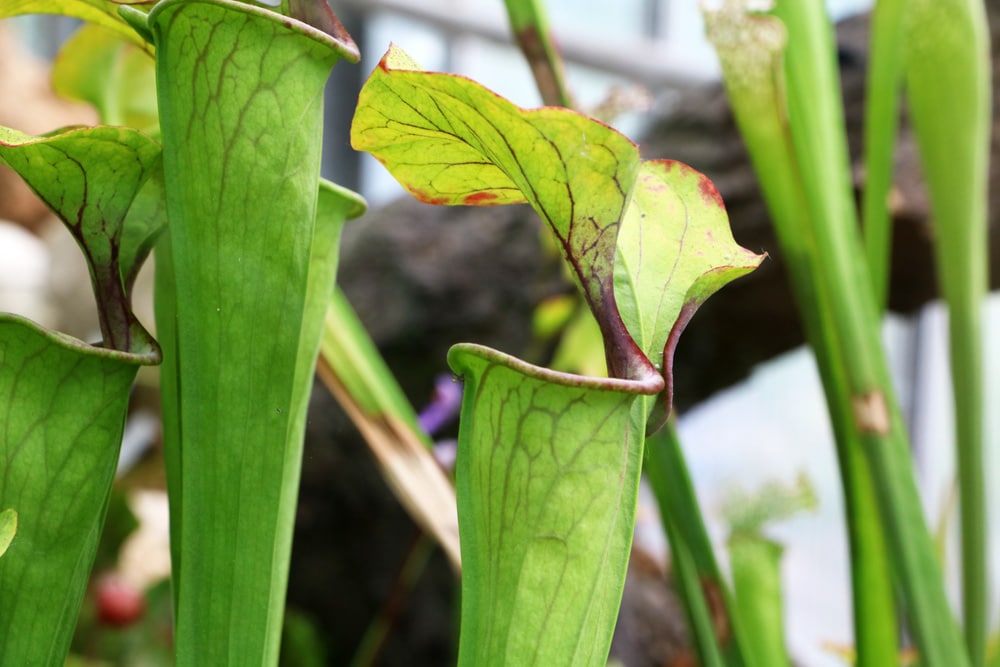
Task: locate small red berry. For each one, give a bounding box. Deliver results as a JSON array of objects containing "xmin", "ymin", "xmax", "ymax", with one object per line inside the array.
[{"xmin": 94, "ymin": 573, "xmax": 146, "ymax": 627}]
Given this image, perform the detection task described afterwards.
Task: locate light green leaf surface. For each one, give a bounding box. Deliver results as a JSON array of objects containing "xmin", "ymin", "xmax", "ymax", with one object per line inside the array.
[
  {"xmin": 147, "ymin": 1, "xmax": 360, "ymax": 663},
  {"xmin": 0, "ymin": 315, "xmax": 145, "ymax": 665},
  {"xmin": 0, "ymin": 509, "xmax": 15, "ymax": 559},
  {"xmin": 52, "ymin": 23, "xmax": 159, "ymax": 133},
  {"xmin": 0, "ymin": 124, "xmax": 161, "ymax": 356},
  {"xmin": 615, "ymin": 159, "xmax": 763, "ymax": 403},
  {"xmin": 352, "ymin": 44, "xmax": 654, "ymax": 383}
]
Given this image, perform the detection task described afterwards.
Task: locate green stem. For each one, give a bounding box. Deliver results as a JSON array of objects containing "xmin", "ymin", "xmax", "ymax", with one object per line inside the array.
[{"xmin": 501, "ymin": 0, "xmax": 574, "ymax": 107}]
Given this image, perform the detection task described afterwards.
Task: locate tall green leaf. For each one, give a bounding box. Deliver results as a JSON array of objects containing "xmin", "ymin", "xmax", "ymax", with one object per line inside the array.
[
  {"xmin": 137, "ymin": 1, "xmax": 362, "ymax": 663},
  {"xmin": 903, "ymin": 1, "xmax": 991, "ymax": 662},
  {"xmin": 0, "ymin": 317, "xmax": 146, "ymax": 664}
]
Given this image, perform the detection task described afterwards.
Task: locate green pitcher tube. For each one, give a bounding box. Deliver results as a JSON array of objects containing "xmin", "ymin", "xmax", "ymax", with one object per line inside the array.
[{"xmin": 142, "ymin": 1, "xmax": 361, "ymax": 663}]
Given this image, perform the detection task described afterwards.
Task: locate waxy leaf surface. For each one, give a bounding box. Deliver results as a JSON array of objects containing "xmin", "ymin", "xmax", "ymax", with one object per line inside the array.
[
  {"xmin": 147, "ymin": 1, "xmax": 361, "ymax": 663},
  {"xmin": 449, "ymin": 344, "xmax": 649, "ymax": 666}
]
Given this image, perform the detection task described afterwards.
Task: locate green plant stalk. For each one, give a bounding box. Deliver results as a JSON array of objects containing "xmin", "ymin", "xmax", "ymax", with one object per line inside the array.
[
  {"xmin": 644, "ymin": 422, "xmax": 746, "ymax": 667},
  {"xmin": 728, "ymin": 534, "xmax": 790, "ymax": 667},
  {"xmin": 861, "ymin": 0, "xmax": 905, "ymax": 310},
  {"xmin": 704, "ymin": 7, "xmax": 900, "ymax": 667},
  {"xmin": 662, "ymin": 514, "xmax": 727, "ymax": 667},
  {"xmin": 903, "ymin": 1, "xmax": 991, "ymax": 662},
  {"xmin": 501, "ymin": 0, "xmax": 574, "ymax": 107},
  {"xmin": 768, "ymin": 7, "xmax": 908, "ymax": 664},
  {"xmin": 134, "ymin": 1, "xmax": 361, "ymax": 662}
]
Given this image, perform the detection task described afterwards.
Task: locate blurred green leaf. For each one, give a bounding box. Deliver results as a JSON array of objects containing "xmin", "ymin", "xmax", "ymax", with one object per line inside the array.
[
  {"xmin": 53, "ymin": 23, "xmax": 158, "ymax": 133},
  {"xmin": 0, "ymin": 1, "xmax": 152, "ymax": 48}
]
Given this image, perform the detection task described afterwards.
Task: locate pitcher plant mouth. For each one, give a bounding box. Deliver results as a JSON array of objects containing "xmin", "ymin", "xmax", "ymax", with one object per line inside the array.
[{"xmin": 125, "ymin": 0, "xmax": 361, "ymax": 63}]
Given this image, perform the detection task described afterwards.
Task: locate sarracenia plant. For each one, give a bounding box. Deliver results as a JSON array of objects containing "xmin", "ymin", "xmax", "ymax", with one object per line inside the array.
[
  {"xmin": 351, "ymin": 44, "xmax": 761, "ymax": 665},
  {"xmin": 0, "ymin": 1, "xmax": 365, "ymax": 665}
]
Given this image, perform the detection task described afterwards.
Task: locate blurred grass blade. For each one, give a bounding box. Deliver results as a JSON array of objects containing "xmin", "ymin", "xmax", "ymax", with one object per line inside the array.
[
  {"xmin": 317, "ymin": 289, "xmax": 461, "ymax": 569},
  {"xmin": 903, "ymin": 1, "xmax": 991, "ymax": 662},
  {"xmin": 644, "ymin": 423, "xmax": 747, "ymax": 667},
  {"xmin": 703, "ymin": 7, "xmax": 898, "ymax": 666},
  {"xmin": 861, "ymin": 0, "xmax": 905, "ymax": 309},
  {"xmin": 501, "ymin": 0, "xmax": 574, "ymax": 107}
]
